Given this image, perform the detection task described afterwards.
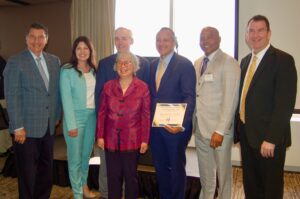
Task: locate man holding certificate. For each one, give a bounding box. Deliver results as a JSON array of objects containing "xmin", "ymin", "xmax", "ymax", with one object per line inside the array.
[
  {"xmin": 149, "ymin": 27, "xmax": 196, "ymax": 199},
  {"xmin": 193, "ymin": 27, "xmax": 240, "ymax": 199}
]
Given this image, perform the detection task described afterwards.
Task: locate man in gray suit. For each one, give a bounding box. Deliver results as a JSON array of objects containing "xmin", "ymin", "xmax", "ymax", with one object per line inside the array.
[
  {"xmin": 4, "ymin": 22, "xmax": 61, "ymax": 199},
  {"xmin": 193, "ymin": 27, "xmax": 240, "ymax": 199}
]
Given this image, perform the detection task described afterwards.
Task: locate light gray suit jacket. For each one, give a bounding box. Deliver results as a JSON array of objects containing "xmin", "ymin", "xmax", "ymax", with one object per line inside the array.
[
  {"xmin": 4, "ymin": 49, "xmax": 61, "ymax": 138},
  {"xmin": 193, "ymin": 49, "xmax": 240, "ymax": 139}
]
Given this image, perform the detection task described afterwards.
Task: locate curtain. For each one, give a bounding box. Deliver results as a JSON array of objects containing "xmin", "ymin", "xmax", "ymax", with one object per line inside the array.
[{"xmin": 71, "ymin": 0, "xmax": 115, "ymax": 63}]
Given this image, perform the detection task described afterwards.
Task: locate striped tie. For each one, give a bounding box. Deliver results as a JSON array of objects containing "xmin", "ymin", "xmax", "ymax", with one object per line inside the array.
[
  {"xmin": 36, "ymin": 57, "xmax": 49, "ymax": 91},
  {"xmin": 200, "ymin": 57, "xmax": 209, "ymax": 76}
]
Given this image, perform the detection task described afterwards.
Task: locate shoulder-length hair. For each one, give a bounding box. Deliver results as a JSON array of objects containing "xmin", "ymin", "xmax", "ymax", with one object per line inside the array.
[{"xmin": 70, "ymin": 36, "xmax": 97, "ymax": 76}]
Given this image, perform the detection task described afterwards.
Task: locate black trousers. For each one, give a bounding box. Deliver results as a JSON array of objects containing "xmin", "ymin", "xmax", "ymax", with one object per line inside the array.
[
  {"xmin": 13, "ymin": 128, "xmax": 54, "ymax": 199},
  {"xmin": 239, "ymin": 122, "xmax": 286, "ymax": 199},
  {"xmin": 105, "ymin": 150, "xmax": 139, "ymax": 199}
]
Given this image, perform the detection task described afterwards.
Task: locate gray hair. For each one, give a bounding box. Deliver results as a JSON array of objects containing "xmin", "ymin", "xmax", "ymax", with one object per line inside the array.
[{"xmin": 113, "ymin": 52, "xmax": 140, "ymax": 73}]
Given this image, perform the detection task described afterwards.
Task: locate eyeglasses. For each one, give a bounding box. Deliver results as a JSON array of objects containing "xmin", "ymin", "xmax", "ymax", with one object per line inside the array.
[{"xmin": 117, "ymin": 61, "xmax": 132, "ymax": 66}]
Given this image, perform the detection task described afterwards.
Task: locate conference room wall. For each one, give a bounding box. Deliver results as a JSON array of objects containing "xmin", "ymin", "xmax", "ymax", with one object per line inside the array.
[
  {"xmin": 0, "ymin": 0, "xmax": 71, "ymax": 63},
  {"xmin": 238, "ymin": 0, "xmax": 300, "ymax": 109}
]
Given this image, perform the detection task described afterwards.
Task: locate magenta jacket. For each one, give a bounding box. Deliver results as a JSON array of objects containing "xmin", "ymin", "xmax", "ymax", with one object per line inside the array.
[{"xmin": 96, "ymin": 77, "xmax": 150, "ymax": 151}]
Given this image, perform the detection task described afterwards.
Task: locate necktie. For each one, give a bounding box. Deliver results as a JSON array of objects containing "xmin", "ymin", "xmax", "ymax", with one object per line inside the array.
[
  {"xmin": 156, "ymin": 59, "xmax": 165, "ymax": 91},
  {"xmin": 36, "ymin": 57, "xmax": 49, "ymax": 91},
  {"xmin": 200, "ymin": 57, "xmax": 209, "ymax": 76},
  {"xmin": 240, "ymin": 56, "xmax": 257, "ymax": 123}
]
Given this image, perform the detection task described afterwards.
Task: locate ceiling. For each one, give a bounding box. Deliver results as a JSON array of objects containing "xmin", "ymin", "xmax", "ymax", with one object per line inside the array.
[{"xmin": 0, "ymin": 0, "xmax": 63, "ymax": 7}]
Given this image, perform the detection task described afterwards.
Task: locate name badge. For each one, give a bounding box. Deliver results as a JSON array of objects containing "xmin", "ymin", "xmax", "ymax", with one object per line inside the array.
[{"xmin": 204, "ymin": 74, "xmax": 214, "ymax": 82}]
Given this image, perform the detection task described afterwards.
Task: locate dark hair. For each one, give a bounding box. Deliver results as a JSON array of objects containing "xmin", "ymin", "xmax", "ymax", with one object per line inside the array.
[
  {"xmin": 247, "ymin": 15, "xmax": 270, "ymax": 31},
  {"xmin": 70, "ymin": 36, "xmax": 96, "ymax": 76},
  {"xmin": 157, "ymin": 27, "xmax": 178, "ymax": 46},
  {"xmin": 28, "ymin": 22, "xmax": 48, "ymax": 37}
]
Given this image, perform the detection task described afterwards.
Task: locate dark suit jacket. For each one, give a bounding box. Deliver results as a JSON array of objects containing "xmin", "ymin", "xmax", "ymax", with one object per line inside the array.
[
  {"xmin": 238, "ymin": 45, "xmax": 297, "ymax": 148},
  {"xmin": 0, "ymin": 56, "xmax": 6, "ymax": 99},
  {"xmin": 4, "ymin": 49, "xmax": 61, "ymax": 138},
  {"xmin": 95, "ymin": 54, "xmax": 150, "ymax": 112},
  {"xmin": 150, "ymin": 53, "xmax": 196, "ymax": 137}
]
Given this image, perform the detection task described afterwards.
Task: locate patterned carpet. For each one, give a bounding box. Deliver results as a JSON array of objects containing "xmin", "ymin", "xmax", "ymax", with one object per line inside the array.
[
  {"xmin": 0, "ymin": 176, "xmax": 74, "ymax": 199},
  {"xmin": 1, "ymin": 165, "xmax": 300, "ymax": 199},
  {"xmin": 231, "ymin": 167, "xmax": 300, "ymax": 199}
]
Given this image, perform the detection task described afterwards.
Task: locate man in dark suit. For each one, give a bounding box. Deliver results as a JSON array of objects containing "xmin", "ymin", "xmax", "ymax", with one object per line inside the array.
[
  {"xmin": 95, "ymin": 27, "xmax": 149, "ymax": 199},
  {"xmin": 237, "ymin": 15, "xmax": 297, "ymax": 199},
  {"xmin": 4, "ymin": 22, "xmax": 61, "ymax": 199},
  {"xmin": 149, "ymin": 27, "xmax": 196, "ymax": 199}
]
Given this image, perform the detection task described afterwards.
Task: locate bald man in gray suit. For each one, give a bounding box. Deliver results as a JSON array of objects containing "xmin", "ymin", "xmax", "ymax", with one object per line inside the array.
[{"xmin": 193, "ymin": 27, "xmax": 240, "ymax": 199}]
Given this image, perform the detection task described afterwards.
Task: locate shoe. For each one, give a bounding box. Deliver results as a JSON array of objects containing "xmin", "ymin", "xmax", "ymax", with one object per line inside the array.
[{"xmin": 83, "ymin": 191, "xmax": 96, "ymax": 198}]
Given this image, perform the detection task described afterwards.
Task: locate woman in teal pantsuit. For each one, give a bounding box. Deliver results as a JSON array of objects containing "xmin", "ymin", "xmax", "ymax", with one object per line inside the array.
[{"xmin": 60, "ymin": 36, "xmax": 97, "ymax": 199}]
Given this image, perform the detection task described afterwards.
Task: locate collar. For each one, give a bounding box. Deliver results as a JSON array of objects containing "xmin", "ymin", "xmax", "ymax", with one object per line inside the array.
[
  {"xmin": 252, "ymin": 43, "xmax": 270, "ymax": 61},
  {"xmin": 28, "ymin": 49, "xmax": 45, "ymax": 60},
  {"xmin": 205, "ymin": 48, "xmax": 219, "ymax": 61},
  {"xmin": 160, "ymin": 51, "xmax": 174, "ymax": 66}
]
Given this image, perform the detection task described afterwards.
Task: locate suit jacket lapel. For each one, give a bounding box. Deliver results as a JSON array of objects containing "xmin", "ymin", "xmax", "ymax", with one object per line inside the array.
[
  {"xmin": 248, "ymin": 46, "xmax": 275, "ymax": 92},
  {"xmin": 24, "ymin": 50, "xmax": 47, "ymax": 91},
  {"xmin": 150, "ymin": 58, "xmax": 159, "ymax": 95},
  {"xmin": 198, "ymin": 50, "xmax": 221, "ymax": 88},
  {"xmin": 158, "ymin": 53, "xmax": 177, "ymax": 92},
  {"xmin": 198, "ymin": 58, "xmax": 205, "ymax": 88}
]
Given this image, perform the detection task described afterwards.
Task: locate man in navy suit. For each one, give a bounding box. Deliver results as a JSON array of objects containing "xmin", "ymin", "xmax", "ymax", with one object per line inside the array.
[
  {"xmin": 4, "ymin": 23, "xmax": 61, "ymax": 199},
  {"xmin": 149, "ymin": 27, "xmax": 196, "ymax": 199},
  {"xmin": 95, "ymin": 27, "xmax": 149, "ymax": 199},
  {"xmin": 237, "ymin": 15, "xmax": 297, "ymax": 199}
]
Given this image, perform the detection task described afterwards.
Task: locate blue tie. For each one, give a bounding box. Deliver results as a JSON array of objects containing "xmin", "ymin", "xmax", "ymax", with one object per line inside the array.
[{"xmin": 200, "ymin": 57, "xmax": 209, "ymax": 76}]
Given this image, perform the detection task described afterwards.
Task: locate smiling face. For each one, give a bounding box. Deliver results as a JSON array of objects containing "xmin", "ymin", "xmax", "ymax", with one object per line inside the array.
[
  {"xmin": 75, "ymin": 41, "xmax": 91, "ymax": 64},
  {"xmin": 246, "ymin": 19, "xmax": 271, "ymax": 54},
  {"xmin": 26, "ymin": 28, "xmax": 48, "ymax": 56},
  {"xmin": 200, "ymin": 27, "xmax": 221, "ymax": 56},
  {"xmin": 116, "ymin": 55, "xmax": 135, "ymax": 79},
  {"xmin": 156, "ymin": 29, "xmax": 176, "ymax": 58},
  {"xmin": 114, "ymin": 28, "xmax": 133, "ymax": 53}
]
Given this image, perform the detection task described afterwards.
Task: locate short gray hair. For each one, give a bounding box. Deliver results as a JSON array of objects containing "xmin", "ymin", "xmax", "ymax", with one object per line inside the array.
[{"xmin": 113, "ymin": 52, "xmax": 140, "ymax": 73}]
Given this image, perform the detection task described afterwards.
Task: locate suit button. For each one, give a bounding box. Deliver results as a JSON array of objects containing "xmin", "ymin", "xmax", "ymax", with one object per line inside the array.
[
  {"xmin": 196, "ymin": 95, "xmax": 199, "ymax": 97},
  {"xmin": 46, "ymin": 106, "xmax": 49, "ymax": 109}
]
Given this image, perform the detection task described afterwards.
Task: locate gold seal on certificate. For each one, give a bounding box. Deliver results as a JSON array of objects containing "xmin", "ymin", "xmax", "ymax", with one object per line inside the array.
[{"xmin": 152, "ymin": 103, "xmax": 187, "ymax": 127}]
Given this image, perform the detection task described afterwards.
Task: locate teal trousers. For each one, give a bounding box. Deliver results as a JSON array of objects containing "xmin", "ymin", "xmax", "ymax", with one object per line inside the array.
[{"xmin": 63, "ymin": 109, "xmax": 96, "ymax": 199}]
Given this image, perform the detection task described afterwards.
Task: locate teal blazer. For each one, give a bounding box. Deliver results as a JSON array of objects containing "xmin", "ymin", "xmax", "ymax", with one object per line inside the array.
[{"xmin": 60, "ymin": 64, "xmax": 95, "ymax": 131}]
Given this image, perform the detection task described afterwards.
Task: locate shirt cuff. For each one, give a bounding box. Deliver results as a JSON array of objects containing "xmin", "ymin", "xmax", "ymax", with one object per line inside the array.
[
  {"xmin": 215, "ymin": 130, "xmax": 224, "ymax": 136},
  {"xmin": 14, "ymin": 127, "xmax": 24, "ymax": 132}
]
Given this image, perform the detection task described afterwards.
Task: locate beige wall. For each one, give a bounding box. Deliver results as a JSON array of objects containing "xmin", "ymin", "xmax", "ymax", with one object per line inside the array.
[
  {"xmin": 0, "ymin": 0, "xmax": 71, "ymax": 63},
  {"xmin": 238, "ymin": 0, "xmax": 300, "ymax": 109}
]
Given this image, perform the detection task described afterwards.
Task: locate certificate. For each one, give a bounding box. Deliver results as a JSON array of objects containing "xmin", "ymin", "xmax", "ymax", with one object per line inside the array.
[{"xmin": 152, "ymin": 103, "xmax": 187, "ymax": 127}]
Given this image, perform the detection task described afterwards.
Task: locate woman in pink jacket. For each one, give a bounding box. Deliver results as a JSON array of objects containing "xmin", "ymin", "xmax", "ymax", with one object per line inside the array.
[{"xmin": 96, "ymin": 52, "xmax": 150, "ymax": 199}]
